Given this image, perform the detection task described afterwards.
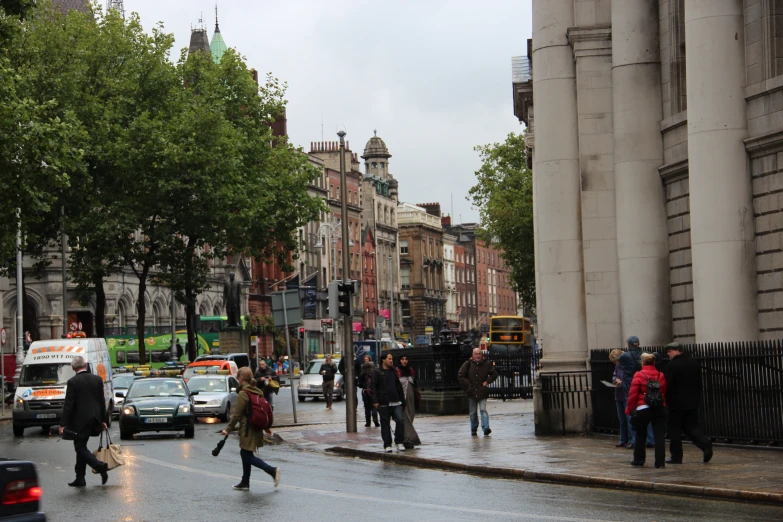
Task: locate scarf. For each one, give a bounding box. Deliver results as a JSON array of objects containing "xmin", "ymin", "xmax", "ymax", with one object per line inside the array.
[{"xmin": 398, "ymin": 364, "xmax": 413, "ymax": 378}]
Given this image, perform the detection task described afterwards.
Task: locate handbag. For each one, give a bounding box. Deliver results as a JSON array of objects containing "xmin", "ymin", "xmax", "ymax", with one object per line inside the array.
[{"xmin": 92, "ymin": 429, "xmax": 125, "ymax": 472}]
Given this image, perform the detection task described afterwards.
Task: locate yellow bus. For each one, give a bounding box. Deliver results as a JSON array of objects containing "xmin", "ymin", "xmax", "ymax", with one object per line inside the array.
[{"xmin": 489, "ymin": 316, "xmax": 533, "ymax": 348}]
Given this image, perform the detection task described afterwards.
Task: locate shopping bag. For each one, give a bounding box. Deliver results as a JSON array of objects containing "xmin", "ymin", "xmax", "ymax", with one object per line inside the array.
[{"xmin": 92, "ymin": 429, "xmax": 125, "ymax": 472}]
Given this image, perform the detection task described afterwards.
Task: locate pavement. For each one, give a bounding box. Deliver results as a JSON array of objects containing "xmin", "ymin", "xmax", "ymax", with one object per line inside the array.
[{"xmin": 274, "ymin": 398, "xmax": 783, "ymax": 505}]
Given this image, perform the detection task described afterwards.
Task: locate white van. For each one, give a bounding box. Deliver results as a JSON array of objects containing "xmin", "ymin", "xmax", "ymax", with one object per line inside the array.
[{"xmin": 12, "ymin": 338, "xmax": 114, "ymax": 437}]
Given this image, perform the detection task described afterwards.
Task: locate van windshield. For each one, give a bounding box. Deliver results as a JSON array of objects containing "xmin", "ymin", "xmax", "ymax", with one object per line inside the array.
[{"xmin": 20, "ymin": 363, "xmax": 75, "ymax": 386}]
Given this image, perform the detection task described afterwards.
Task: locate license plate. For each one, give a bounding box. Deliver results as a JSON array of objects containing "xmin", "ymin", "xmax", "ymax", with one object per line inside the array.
[
  {"xmin": 36, "ymin": 414, "xmax": 56, "ymax": 419},
  {"xmin": 311, "ymin": 386, "xmax": 321, "ymax": 391},
  {"xmin": 143, "ymin": 417, "xmax": 168, "ymax": 424},
  {"xmin": 194, "ymin": 406, "xmax": 204, "ymax": 412}
]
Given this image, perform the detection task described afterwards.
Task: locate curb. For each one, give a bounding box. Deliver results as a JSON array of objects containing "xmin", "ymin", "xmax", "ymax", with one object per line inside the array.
[{"xmin": 325, "ymin": 447, "xmax": 783, "ymax": 506}]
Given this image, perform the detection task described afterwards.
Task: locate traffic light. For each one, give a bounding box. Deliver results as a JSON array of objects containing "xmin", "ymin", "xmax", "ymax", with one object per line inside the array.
[
  {"xmin": 298, "ymin": 327, "xmax": 304, "ymax": 341},
  {"xmin": 328, "ymin": 280, "xmax": 339, "ymax": 319},
  {"xmin": 338, "ymin": 280, "xmax": 354, "ymax": 316}
]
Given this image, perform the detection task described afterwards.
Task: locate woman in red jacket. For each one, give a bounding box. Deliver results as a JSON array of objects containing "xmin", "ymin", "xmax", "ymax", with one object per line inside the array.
[{"xmin": 625, "ymin": 353, "xmax": 667, "ymax": 468}]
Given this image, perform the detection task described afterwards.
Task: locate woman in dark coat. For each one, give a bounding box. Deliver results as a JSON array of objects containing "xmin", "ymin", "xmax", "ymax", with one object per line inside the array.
[
  {"xmin": 357, "ymin": 356, "xmax": 379, "ymax": 427},
  {"xmin": 396, "ymin": 355, "xmax": 421, "ymax": 448},
  {"xmin": 222, "ymin": 367, "xmax": 280, "ymax": 490},
  {"xmin": 625, "ymin": 353, "xmax": 668, "ymax": 468}
]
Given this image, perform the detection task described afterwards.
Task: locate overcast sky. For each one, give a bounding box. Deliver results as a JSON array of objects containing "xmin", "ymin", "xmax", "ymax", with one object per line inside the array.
[{"xmin": 124, "ymin": 0, "xmax": 532, "ymax": 223}]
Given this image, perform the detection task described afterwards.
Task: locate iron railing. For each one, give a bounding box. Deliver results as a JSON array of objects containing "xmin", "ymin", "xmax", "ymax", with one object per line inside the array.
[
  {"xmin": 540, "ymin": 372, "xmax": 591, "ymax": 436},
  {"xmin": 590, "ymin": 341, "xmax": 783, "ymax": 445}
]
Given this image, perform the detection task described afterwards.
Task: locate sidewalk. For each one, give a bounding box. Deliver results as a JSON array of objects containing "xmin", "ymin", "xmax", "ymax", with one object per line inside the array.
[{"xmin": 275, "ymin": 400, "xmax": 783, "ymax": 505}]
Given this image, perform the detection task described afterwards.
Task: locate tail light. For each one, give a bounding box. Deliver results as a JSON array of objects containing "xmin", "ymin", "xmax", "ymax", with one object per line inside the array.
[{"xmin": 3, "ymin": 479, "xmax": 42, "ymax": 505}]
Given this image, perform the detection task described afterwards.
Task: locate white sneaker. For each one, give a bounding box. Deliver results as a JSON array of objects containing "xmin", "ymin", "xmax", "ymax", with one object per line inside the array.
[
  {"xmin": 384, "ymin": 446, "xmax": 392, "ymax": 453},
  {"xmin": 274, "ymin": 468, "xmax": 280, "ymax": 488},
  {"xmin": 396, "ymin": 444, "xmax": 405, "ymax": 452}
]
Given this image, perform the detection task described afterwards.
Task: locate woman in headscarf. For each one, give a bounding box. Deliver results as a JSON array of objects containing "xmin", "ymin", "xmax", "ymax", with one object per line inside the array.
[{"xmin": 396, "ymin": 355, "xmax": 421, "ymax": 449}]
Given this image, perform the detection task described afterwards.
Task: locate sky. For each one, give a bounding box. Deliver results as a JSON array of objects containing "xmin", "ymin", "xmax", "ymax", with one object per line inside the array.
[{"xmin": 123, "ymin": 0, "xmax": 532, "ymax": 224}]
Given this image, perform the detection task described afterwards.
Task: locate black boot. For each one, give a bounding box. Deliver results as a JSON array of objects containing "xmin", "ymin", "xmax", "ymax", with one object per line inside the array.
[
  {"xmin": 372, "ymin": 412, "xmax": 380, "ymax": 427},
  {"xmin": 365, "ymin": 414, "xmax": 371, "ymax": 427}
]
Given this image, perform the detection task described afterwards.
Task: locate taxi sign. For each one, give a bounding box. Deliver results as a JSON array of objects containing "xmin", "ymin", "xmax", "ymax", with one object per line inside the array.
[
  {"xmin": 134, "ymin": 369, "xmax": 183, "ymax": 377},
  {"xmin": 193, "ymin": 369, "xmax": 229, "ymax": 375}
]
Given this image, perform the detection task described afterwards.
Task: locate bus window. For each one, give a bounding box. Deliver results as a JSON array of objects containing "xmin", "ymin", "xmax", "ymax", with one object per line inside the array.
[{"xmin": 116, "ymin": 350, "xmax": 126, "ymax": 364}]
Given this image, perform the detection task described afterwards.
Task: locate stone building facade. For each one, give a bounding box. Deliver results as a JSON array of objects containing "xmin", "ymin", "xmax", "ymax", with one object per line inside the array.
[
  {"xmin": 443, "ymin": 233, "xmax": 460, "ymax": 329},
  {"xmin": 514, "ymin": 0, "xmax": 783, "ymax": 431}
]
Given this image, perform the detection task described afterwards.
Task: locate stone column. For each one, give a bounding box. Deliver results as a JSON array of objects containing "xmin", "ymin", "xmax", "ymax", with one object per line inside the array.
[
  {"xmin": 532, "ymin": 0, "xmax": 588, "ymax": 367},
  {"xmin": 685, "ymin": 0, "xmax": 758, "ymax": 342},
  {"xmin": 612, "ymin": 0, "xmax": 672, "ymax": 345}
]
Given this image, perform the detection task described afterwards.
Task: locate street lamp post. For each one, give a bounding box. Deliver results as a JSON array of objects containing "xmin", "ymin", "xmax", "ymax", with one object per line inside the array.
[
  {"xmin": 14, "ymin": 211, "xmax": 24, "ymax": 382},
  {"xmin": 389, "ymin": 254, "xmax": 394, "ymax": 342},
  {"xmin": 316, "ymin": 220, "xmax": 342, "ymax": 354},
  {"xmin": 338, "ymin": 130, "xmax": 357, "ymax": 433}
]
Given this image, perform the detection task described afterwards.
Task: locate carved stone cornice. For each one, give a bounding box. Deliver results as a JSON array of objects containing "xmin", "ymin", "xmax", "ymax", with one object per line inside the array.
[
  {"xmin": 658, "ymin": 159, "xmax": 689, "ymax": 184},
  {"xmin": 567, "ymin": 26, "xmax": 612, "ymax": 58},
  {"xmin": 745, "ymin": 129, "xmax": 783, "ymax": 158}
]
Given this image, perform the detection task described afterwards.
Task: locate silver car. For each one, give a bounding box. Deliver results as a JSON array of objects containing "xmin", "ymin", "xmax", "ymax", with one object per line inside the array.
[
  {"xmin": 297, "ymin": 358, "xmax": 344, "ymax": 402},
  {"xmin": 188, "ymin": 375, "xmax": 239, "ymax": 421},
  {"xmin": 112, "ymin": 373, "xmax": 141, "ymax": 417}
]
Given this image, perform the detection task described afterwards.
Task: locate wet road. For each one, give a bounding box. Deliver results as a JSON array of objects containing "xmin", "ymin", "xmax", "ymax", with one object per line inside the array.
[{"xmin": 2, "ymin": 399, "xmax": 782, "ymax": 522}]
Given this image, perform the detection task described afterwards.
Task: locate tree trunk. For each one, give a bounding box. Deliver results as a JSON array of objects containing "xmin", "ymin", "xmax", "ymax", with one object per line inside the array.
[
  {"xmin": 136, "ymin": 267, "xmax": 150, "ymax": 364},
  {"xmin": 94, "ymin": 272, "xmax": 106, "ymax": 338}
]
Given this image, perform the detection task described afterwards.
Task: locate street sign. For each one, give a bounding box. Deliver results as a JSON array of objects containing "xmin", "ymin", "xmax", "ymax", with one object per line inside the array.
[
  {"xmin": 415, "ymin": 335, "xmax": 429, "ymax": 346},
  {"xmin": 1, "ymin": 328, "xmax": 6, "ymax": 345},
  {"xmin": 320, "ymin": 319, "xmax": 333, "ymax": 327},
  {"xmin": 69, "ymin": 322, "xmax": 78, "ymax": 331},
  {"xmin": 78, "ymin": 321, "xmax": 83, "ymax": 331},
  {"xmin": 425, "ymin": 326, "xmax": 434, "ymax": 334},
  {"xmin": 271, "ymin": 290, "xmax": 301, "ymax": 327}
]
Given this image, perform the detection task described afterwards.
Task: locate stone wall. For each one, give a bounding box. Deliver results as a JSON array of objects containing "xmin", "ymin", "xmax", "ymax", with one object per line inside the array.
[{"xmin": 665, "ymin": 177, "xmax": 695, "ymax": 344}]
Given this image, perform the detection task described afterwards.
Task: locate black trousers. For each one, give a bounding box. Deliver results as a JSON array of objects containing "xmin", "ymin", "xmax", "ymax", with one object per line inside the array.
[
  {"xmin": 74, "ymin": 437, "xmax": 103, "ymax": 479},
  {"xmin": 378, "ymin": 405, "xmax": 404, "ymax": 448},
  {"xmin": 668, "ymin": 409, "xmax": 711, "ymax": 462},
  {"xmin": 633, "ymin": 407, "xmax": 666, "ymax": 466}
]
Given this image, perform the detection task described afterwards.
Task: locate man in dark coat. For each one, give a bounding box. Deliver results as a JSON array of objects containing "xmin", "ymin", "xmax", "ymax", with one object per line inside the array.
[
  {"xmin": 370, "ymin": 352, "xmax": 406, "ymax": 452},
  {"xmin": 458, "ymin": 348, "xmax": 498, "ymax": 436},
  {"xmin": 618, "ymin": 335, "xmax": 655, "ymax": 448},
  {"xmin": 665, "ymin": 342, "xmax": 713, "ymax": 464},
  {"xmin": 59, "ymin": 356, "xmax": 109, "ymax": 486}
]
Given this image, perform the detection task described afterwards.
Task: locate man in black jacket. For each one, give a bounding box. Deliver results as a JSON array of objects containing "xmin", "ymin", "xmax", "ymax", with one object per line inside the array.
[
  {"xmin": 320, "ymin": 354, "xmax": 338, "ymax": 409},
  {"xmin": 458, "ymin": 348, "xmax": 498, "ymax": 436},
  {"xmin": 370, "ymin": 352, "xmax": 405, "ymax": 453},
  {"xmin": 664, "ymin": 342, "xmax": 713, "ymax": 464},
  {"xmin": 59, "ymin": 356, "xmax": 109, "ymax": 486}
]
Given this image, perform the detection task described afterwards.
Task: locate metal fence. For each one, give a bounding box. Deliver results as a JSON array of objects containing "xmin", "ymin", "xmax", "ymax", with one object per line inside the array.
[
  {"xmin": 590, "ymin": 341, "xmax": 783, "ymax": 445},
  {"xmin": 540, "ymin": 372, "xmax": 591, "ymax": 436},
  {"xmin": 390, "ymin": 344, "xmax": 537, "ymax": 398}
]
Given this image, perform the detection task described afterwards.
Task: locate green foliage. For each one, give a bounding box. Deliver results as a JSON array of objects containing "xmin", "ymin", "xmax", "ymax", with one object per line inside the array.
[{"xmin": 468, "ymin": 132, "xmax": 535, "ymax": 312}]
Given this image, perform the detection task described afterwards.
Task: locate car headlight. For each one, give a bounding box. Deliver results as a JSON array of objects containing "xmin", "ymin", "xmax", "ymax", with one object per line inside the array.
[
  {"xmin": 206, "ymin": 399, "xmax": 221, "ymax": 406},
  {"xmin": 334, "ymin": 382, "xmax": 340, "ymax": 388},
  {"xmin": 122, "ymin": 405, "xmax": 136, "ymax": 416},
  {"xmin": 178, "ymin": 404, "xmax": 190, "ymax": 414},
  {"xmin": 14, "ymin": 398, "xmax": 25, "ymax": 410},
  {"xmin": 297, "ymin": 383, "xmax": 307, "ymax": 388}
]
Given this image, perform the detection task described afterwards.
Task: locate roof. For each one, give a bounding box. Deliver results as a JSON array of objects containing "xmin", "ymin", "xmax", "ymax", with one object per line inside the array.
[
  {"xmin": 210, "ymin": 24, "xmax": 227, "ymax": 63},
  {"xmin": 188, "ymin": 28, "xmax": 211, "ymax": 56},
  {"xmin": 362, "ymin": 132, "xmax": 391, "ymax": 160}
]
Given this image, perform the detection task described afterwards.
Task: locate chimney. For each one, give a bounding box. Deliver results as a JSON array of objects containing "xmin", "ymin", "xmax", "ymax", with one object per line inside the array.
[{"xmin": 442, "ymin": 216, "xmax": 452, "ymax": 227}]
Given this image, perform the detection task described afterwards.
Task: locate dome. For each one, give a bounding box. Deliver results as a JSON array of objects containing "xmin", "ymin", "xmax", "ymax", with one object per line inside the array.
[{"xmin": 362, "ymin": 131, "xmax": 392, "ymax": 159}]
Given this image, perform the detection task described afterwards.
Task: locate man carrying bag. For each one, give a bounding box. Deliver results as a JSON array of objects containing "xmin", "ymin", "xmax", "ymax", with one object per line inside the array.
[
  {"xmin": 59, "ymin": 356, "xmax": 109, "ymax": 487},
  {"xmin": 92, "ymin": 429, "xmax": 125, "ymax": 473}
]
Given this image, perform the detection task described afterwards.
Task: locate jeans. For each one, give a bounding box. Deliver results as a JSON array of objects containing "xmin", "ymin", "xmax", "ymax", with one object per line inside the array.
[
  {"xmin": 378, "ymin": 404, "xmax": 404, "ymax": 448},
  {"xmin": 74, "ymin": 438, "xmax": 104, "ymax": 479},
  {"xmin": 615, "ymin": 399, "xmax": 630, "ymax": 445},
  {"xmin": 240, "ymin": 448, "xmax": 276, "ymax": 483},
  {"xmin": 468, "ymin": 398, "xmax": 489, "ymax": 432},
  {"xmin": 668, "ymin": 409, "xmax": 712, "ymax": 462},
  {"xmin": 632, "ymin": 407, "xmax": 667, "ymax": 466},
  {"xmin": 263, "ymin": 391, "xmax": 274, "ymax": 410},
  {"xmin": 323, "ymin": 380, "xmax": 333, "ymax": 407}
]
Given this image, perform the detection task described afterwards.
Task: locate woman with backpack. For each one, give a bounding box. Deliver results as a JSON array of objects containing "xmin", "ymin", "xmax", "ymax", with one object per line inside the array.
[
  {"xmin": 625, "ymin": 353, "xmax": 668, "ymax": 468},
  {"xmin": 221, "ymin": 367, "xmax": 280, "ymax": 490},
  {"xmin": 358, "ymin": 356, "xmax": 379, "ymax": 427}
]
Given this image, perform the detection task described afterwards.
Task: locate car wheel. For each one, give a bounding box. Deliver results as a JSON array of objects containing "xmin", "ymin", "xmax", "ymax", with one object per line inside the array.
[
  {"xmin": 298, "ymin": 396, "xmax": 305, "ymax": 402},
  {"xmin": 120, "ymin": 430, "xmax": 133, "ymax": 440},
  {"xmin": 220, "ymin": 404, "xmax": 230, "ymax": 422},
  {"xmin": 184, "ymin": 425, "xmax": 195, "ymax": 438},
  {"xmin": 13, "ymin": 424, "xmax": 24, "ymax": 437}
]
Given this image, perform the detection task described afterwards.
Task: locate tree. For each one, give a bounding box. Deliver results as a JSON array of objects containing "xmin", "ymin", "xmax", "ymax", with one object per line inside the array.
[{"xmin": 468, "ymin": 132, "xmax": 535, "ymax": 311}]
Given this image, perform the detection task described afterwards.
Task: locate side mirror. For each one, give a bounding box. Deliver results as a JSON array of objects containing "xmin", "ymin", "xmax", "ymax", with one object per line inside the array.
[
  {"xmin": 116, "ymin": 391, "xmax": 125, "ymax": 398},
  {"xmin": 230, "ymin": 387, "xmax": 237, "ymax": 393},
  {"xmin": 189, "ymin": 391, "xmax": 199, "ymax": 396}
]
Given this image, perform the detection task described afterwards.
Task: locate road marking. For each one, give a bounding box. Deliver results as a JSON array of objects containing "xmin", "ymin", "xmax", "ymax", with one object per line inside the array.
[{"xmin": 130, "ymin": 454, "xmax": 615, "ymax": 522}]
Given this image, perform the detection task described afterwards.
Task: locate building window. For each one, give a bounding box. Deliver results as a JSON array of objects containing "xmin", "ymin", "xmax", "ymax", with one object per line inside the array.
[
  {"xmin": 400, "ymin": 240, "xmax": 409, "ymax": 255},
  {"xmin": 400, "ymin": 267, "xmax": 410, "ymax": 290},
  {"xmin": 380, "ymin": 162, "xmax": 385, "ymax": 168},
  {"xmin": 372, "ymin": 162, "xmax": 377, "ymax": 168}
]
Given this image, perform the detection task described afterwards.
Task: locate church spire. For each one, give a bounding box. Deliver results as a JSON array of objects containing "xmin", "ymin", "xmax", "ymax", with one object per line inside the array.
[
  {"xmin": 210, "ymin": 3, "xmax": 227, "ymax": 63},
  {"xmin": 214, "ymin": 3, "xmax": 220, "ymax": 32}
]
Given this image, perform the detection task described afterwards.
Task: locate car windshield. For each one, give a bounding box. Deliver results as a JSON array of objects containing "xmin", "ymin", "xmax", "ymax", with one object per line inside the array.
[
  {"xmin": 112, "ymin": 374, "xmax": 136, "ymax": 389},
  {"xmin": 126, "ymin": 379, "xmax": 187, "ymax": 398},
  {"xmin": 19, "ymin": 363, "xmax": 75, "ymax": 386},
  {"xmin": 186, "ymin": 377, "xmax": 227, "ymax": 393}
]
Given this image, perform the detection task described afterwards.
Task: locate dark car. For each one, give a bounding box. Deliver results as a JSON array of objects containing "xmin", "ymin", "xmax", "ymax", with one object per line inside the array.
[
  {"xmin": 118, "ymin": 377, "xmax": 198, "ymax": 440},
  {"xmin": 0, "ymin": 459, "xmax": 45, "ymax": 521}
]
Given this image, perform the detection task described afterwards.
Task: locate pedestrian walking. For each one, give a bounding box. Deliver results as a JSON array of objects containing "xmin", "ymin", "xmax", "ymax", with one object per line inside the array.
[
  {"xmin": 618, "ymin": 336, "xmax": 655, "ymax": 448},
  {"xmin": 609, "ymin": 349, "xmax": 630, "ymax": 448},
  {"xmin": 221, "ymin": 367, "xmax": 280, "ymax": 491},
  {"xmin": 338, "ymin": 353, "xmax": 360, "ymax": 411},
  {"xmin": 370, "ymin": 352, "xmax": 406, "ymax": 453},
  {"xmin": 458, "ymin": 347, "xmax": 498, "ymax": 436},
  {"xmin": 358, "ymin": 357, "xmax": 379, "ymax": 427},
  {"xmin": 396, "ymin": 355, "xmax": 421, "ymax": 449},
  {"xmin": 254, "ymin": 359, "xmax": 277, "ymax": 408},
  {"xmin": 59, "ymin": 355, "xmax": 109, "ymax": 487},
  {"xmin": 664, "ymin": 342, "xmax": 713, "ymax": 464},
  {"xmin": 625, "ymin": 353, "xmax": 667, "ymax": 468},
  {"xmin": 320, "ymin": 354, "xmax": 338, "ymax": 409}
]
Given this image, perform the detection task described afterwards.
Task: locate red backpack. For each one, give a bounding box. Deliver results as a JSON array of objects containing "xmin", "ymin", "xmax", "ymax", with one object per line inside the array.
[{"xmin": 244, "ymin": 390, "xmax": 273, "ymax": 431}]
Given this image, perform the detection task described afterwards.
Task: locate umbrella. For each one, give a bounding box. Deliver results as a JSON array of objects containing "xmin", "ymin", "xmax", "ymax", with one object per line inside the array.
[{"xmin": 212, "ymin": 433, "xmax": 229, "ymax": 457}]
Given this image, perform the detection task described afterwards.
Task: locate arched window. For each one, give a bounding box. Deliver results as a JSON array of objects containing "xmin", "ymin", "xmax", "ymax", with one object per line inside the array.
[
  {"xmin": 118, "ymin": 302, "xmax": 126, "ymax": 328},
  {"xmin": 152, "ymin": 303, "xmax": 161, "ymax": 327}
]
